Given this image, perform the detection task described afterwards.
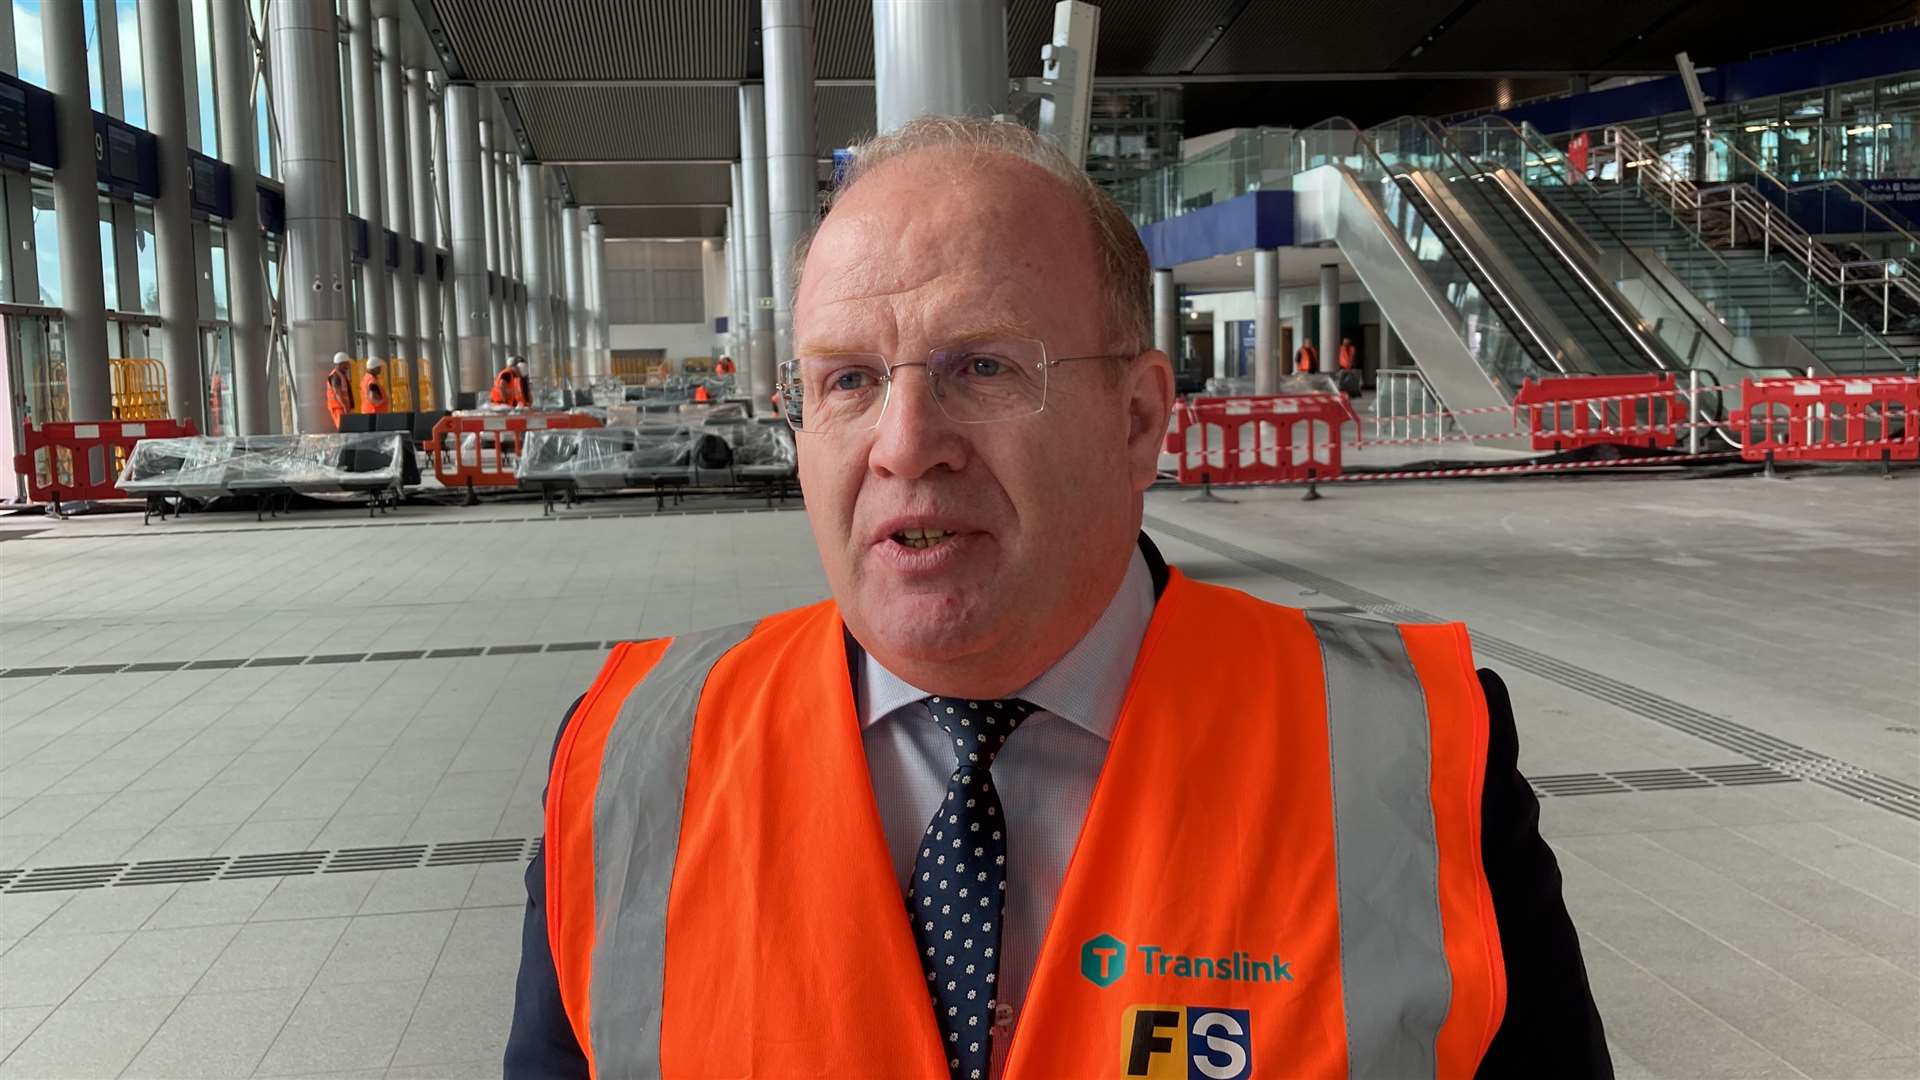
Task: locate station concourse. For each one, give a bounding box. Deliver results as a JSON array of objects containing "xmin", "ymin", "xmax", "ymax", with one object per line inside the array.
[{"xmin": 1, "ymin": 2, "xmax": 1917, "ymax": 1078}]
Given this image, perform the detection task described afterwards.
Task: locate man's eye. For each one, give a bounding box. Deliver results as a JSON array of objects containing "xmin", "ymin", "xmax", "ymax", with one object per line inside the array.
[
  {"xmin": 831, "ymin": 370, "xmax": 877, "ymax": 392},
  {"xmin": 963, "ymin": 355, "xmax": 1007, "ymax": 377}
]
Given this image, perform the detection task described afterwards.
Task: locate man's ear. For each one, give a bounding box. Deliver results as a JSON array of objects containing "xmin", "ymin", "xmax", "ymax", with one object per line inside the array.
[{"xmin": 1124, "ymin": 350, "xmax": 1176, "ymax": 493}]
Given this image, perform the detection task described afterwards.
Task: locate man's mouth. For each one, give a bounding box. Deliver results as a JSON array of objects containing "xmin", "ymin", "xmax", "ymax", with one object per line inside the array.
[{"xmin": 891, "ymin": 527, "xmax": 955, "ymax": 550}]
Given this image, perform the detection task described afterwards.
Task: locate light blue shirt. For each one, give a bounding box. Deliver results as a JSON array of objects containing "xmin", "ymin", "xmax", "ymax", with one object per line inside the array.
[{"xmin": 856, "ymin": 547, "xmax": 1157, "ymax": 1067}]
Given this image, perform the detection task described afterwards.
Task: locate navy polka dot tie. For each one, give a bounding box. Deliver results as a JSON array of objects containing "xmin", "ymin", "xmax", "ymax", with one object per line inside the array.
[{"xmin": 908, "ymin": 696, "xmax": 1038, "ymax": 1080}]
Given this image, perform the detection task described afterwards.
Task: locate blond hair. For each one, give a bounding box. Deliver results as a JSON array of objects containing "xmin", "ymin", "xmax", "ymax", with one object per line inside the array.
[{"xmin": 791, "ymin": 117, "xmax": 1152, "ymax": 355}]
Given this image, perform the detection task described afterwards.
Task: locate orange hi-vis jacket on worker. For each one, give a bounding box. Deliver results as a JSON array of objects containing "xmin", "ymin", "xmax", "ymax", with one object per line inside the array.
[
  {"xmin": 1295, "ymin": 341, "xmax": 1319, "ymax": 374},
  {"xmin": 492, "ymin": 365, "xmax": 530, "ymax": 407},
  {"xmin": 1338, "ymin": 340, "xmax": 1358, "ymax": 371},
  {"xmin": 325, "ymin": 366, "xmax": 354, "ymax": 428},
  {"xmin": 541, "ymin": 569, "xmax": 1506, "ymax": 1079},
  {"xmin": 360, "ymin": 371, "xmax": 390, "ymax": 414}
]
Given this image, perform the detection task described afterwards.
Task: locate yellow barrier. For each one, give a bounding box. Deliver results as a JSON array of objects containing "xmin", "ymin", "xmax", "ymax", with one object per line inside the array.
[{"xmin": 109, "ymin": 358, "xmax": 169, "ymax": 420}]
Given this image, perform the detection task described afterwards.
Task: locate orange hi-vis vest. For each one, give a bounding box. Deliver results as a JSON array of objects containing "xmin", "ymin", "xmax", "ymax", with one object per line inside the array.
[{"xmin": 544, "ymin": 570, "xmax": 1506, "ymax": 1079}]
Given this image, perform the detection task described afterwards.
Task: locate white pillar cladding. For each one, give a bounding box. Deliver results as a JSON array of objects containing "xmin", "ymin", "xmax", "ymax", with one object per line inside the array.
[
  {"xmin": 872, "ymin": 0, "xmax": 1007, "ymax": 131},
  {"xmin": 138, "ymin": 0, "xmax": 203, "ymax": 424},
  {"xmin": 378, "ymin": 16, "xmax": 415, "ymax": 392},
  {"xmin": 267, "ymin": 0, "xmax": 352, "ymax": 432},
  {"xmin": 478, "ymin": 112, "xmax": 501, "ymax": 372},
  {"xmin": 347, "ymin": 0, "xmax": 388, "ymax": 364},
  {"xmin": 407, "ymin": 64, "xmax": 445, "ymax": 405},
  {"xmin": 43, "ymin": 0, "xmax": 110, "ymax": 418},
  {"xmin": 1319, "ymin": 263, "xmax": 1341, "ymax": 375},
  {"xmin": 446, "ymin": 84, "xmax": 492, "ymax": 396},
  {"xmin": 561, "ymin": 205, "xmax": 585, "ymax": 381},
  {"xmin": 1253, "ymin": 248, "xmax": 1279, "ymax": 394},
  {"xmin": 587, "ymin": 221, "xmax": 609, "ymax": 383},
  {"xmin": 1153, "ymin": 268, "xmax": 1177, "ymax": 360},
  {"xmin": 518, "ymin": 161, "xmax": 554, "ymax": 390},
  {"xmin": 738, "ymin": 86, "xmax": 775, "ymax": 409},
  {"xmin": 431, "ymin": 74, "xmax": 459, "ymax": 406},
  {"xmin": 763, "ymin": 0, "xmax": 816, "ymax": 369}
]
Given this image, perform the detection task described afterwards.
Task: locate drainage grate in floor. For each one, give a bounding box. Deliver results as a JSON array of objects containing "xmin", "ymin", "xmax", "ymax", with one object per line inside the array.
[
  {"xmin": 0, "ymin": 838, "xmax": 542, "ymax": 895},
  {"xmin": 1527, "ymin": 763, "xmax": 1797, "ymax": 798},
  {"xmin": 0, "ymin": 639, "xmax": 621, "ymax": 679},
  {"xmin": 1143, "ymin": 514, "xmax": 1920, "ymax": 822},
  {"xmin": 10, "ymin": 500, "xmax": 806, "ymax": 542}
]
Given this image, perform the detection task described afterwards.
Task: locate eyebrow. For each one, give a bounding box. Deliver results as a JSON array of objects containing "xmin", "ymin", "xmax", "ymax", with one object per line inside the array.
[{"xmin": 795, "ymin": 318, "xmax": 1044, "ymax": 357}]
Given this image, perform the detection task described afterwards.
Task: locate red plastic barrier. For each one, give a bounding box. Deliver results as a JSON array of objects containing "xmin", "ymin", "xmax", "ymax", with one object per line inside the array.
[
  {"xmin": 12, "ymin": 419, "xmax": 199, "ymax": 507},
  {"xmin": 1512, "ymin": 374, "xmax": 1689, "ymax": 451},
  {"xmin": 1734, "ymin": 376, "xmax": 1919, "ymax": 464},
  {"xmin": 1167, "ymin": 394, "xmax": 1356, "ymax": 487},
  {"xmin": 429, "ymin": 412, "xmax": 603, "ymax": 489}
]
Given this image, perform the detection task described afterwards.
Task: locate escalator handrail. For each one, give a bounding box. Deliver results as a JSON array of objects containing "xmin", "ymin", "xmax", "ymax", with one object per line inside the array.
[{"xmin": 1300, "ymin": 116, "xmax": 1575, "ymax": 375}]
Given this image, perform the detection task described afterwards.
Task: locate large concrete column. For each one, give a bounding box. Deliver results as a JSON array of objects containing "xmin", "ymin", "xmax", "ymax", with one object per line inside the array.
[
  {"xmin": 1318, "ymin": 263, "xmax": 1340, "ymax": 376},
  {"xmin": 446, "ymin": 85, "xmax": 491, "ymax": 396},
  {"xmin": 763, "ymin": 0, "xmax": 815, "ymax": 368},
  {"xmin": 213, "ymin": 0, "xmax": 268, "ymax": 433},
  {"xmin": 1152, "ymin": 268, "xmax": 1177, "ymax": 361},
  {"xmin": 138, "ymin": 0, "xmax": 203, "ymax": 424},
  {"xmin": 587, "ymin": 221, "xmax": 608, "ymax": 382},
  {"xmin": 872, "ymin": 0, "xmax": 1007, "ymax": 131},
  {"xmin": 431, "ymin": 75, "xmax": 457, "ymax": 407},
  {"xmin": 43, "ymin": 0, "xmax": 110, "ymax": 419},
  {"xmin": 378, "ymin": 16, "xmax": 415, "ymax": 392},
  {"xmin": 407, "ymin": 65, "xmax": 443, "ymax": 404},
  {"xmin": 269, "ymin": 0, "xmax": 351, "ymax": 433},
  {"xmin": 478, "ymin": 114, "xmax": 501, "ymax": 373},
  {"xmin": 1253, "ymin": 249, "xmax": 1279, "ymax": 394},
  {"xmin": 517, "ymin": 161, "xmax": 553, "ymax": 390},
  {"xmin": 560, "ymin": 206, "xmax": 585, "ymax": 380},
  {"xmin": 728, "ymin": 163, "xmax": 749, "ymax": 365},
  {"xmin": 346, "ymin": 0, "xmax": 388, "ymax": 364},
  {"xmin": 738, "ymin": 86, "xmax": 774, "ymax": 406}
]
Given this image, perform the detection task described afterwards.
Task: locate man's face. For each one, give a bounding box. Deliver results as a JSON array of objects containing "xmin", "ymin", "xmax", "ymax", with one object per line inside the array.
[{"xmin": 792, "ymin": 148, "xmax": 1172, "ymax": 695}]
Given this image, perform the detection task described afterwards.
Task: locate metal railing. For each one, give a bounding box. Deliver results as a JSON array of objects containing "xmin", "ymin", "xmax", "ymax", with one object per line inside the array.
[{"xmin": 1369, "ymin": 367, "xmax": 1458, "ymax": 443}]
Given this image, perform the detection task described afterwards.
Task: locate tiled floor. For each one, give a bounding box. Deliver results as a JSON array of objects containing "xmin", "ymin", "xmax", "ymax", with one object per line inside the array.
[{"xmin": 1, "ymin": 473, "xmax": 1915, "ymax": 1078}]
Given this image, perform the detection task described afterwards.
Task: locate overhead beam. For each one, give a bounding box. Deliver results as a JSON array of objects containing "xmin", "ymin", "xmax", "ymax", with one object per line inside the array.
[
  {"xmin": 471, "ymin": 69, "xmax": 1668, "ymax": 89},
  {"xmin": 581, "ymin": 202, "xmax": 731, "ymax": 209}
]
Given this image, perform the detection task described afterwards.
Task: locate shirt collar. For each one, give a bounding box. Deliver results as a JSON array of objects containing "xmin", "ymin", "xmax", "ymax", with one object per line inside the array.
[{"xmin": 854, "ymin": 547, "xmax": 1157, "ymax": 742}]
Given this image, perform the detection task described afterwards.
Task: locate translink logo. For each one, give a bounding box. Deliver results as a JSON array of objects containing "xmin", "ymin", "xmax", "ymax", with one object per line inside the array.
[{"xmin": 1079, "ymin": 932, "xmax": 1293, "ymax": 988}]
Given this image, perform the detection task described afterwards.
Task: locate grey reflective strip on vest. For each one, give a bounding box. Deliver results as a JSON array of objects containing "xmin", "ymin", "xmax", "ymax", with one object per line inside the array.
[
  {"xmin": 1307, "ymin": 611, "xmax": 1451, "ymax": 1080},
  {"xmin": 587, "ymin": 622, "xmax": 755, "ymax": 1078}
]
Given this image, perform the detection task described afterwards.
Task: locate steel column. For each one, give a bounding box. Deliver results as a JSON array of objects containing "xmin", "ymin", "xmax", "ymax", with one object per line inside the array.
[
  {"xmin": 587, "ymin": 221, "xmax": 608, "ymax": 382},
  {"xmin": 478, "ymin": 112, "xmax": 501, "ymax": 373},
  {"xmin": 407, "ymin": 65, "xmax": 443, "ymax": 403},
  {"xmin": 138, "ymin": 0, "xmax": 204, "ymax": 424},
  {"xmin": 1319, "ymin": 263, "xmax": 1340, "ymax": 376},
  {"xmin": 561, "ymin": 206, "xmax": 585, "ymax": 380},
  {"xmin": 267, "ymin": 0, "xmax": 351, "ymax": 433},
  {"xmin": 1254, "ymin": 248, "xmax": 1279, "ymax": 394},
  {"xmin": 378, "ymin": 16, "xmax": 415, "ymax": 391},
  {"xmin": 447, "ymin": 84, "xmax": 491, "ymax": 395},
  {"xmin": 213, "ymin": 0, "xmax": 269, "ymax": 433},
  {"xmin": 738, "ymin": 85, "xmax": 774, "ymax": 406},
  {"xmin": 872, "ymin": 0, "xmax": 1007, "ymax": 131},
  {"xmin": 44, "ymin": 0, "xmax": 110, "ymax": 418},
  {"xmin": 517, "ymin": 161, "xmax": 553, "ymax": 390},
  {"xmin": 1153, "ymin": 268, "xmax": 1177, "ymax": 361},
  {"xmin": 763, "ymin": 0, "xmax": 815, "ymax": 369},
  {"xmin": 346, "ymin": 0, "xmax": 388, "ymax": 365}
]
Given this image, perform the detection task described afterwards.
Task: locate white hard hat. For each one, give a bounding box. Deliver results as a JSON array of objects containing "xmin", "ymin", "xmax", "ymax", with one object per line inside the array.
[
  {"xmin": 513, "ymin": 356, "xmax": 528, "ymax": 368},
  {"xmin": 332, "ymin": 351, "xmax": 351, "ymax": 366},
  {"xmin": 366, "ymin": 357, "xmax": 383, "ymax": 371}
]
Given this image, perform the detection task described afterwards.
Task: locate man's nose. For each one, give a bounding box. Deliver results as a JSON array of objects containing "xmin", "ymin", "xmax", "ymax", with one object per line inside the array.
[{"xmin": 866, "ymin": 366, "xmax": 968, "ymax": 479}]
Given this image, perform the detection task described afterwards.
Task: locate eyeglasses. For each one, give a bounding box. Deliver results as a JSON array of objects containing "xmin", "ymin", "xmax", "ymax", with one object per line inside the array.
[{"xmin": 775, "ymin": 337, "xmax": 1131, "ymax": 435}]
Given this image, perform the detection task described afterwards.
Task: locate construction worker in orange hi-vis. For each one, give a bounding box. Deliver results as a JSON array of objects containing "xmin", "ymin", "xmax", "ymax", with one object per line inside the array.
[
  {"xmin": 360, "ymin": 357, "xmax": 391, "ymax": 414},
  {"xmin": 693, "ymin": 384, "xmax": 712, "ymax": 403},
  {"xmin": 714, "ymin": 355, "xmax": 737, "ymax": 377},
  {"xmin": 1294, "ymin": 338, "xmax": 1319, "ymax": 374},
  {"xmin": 1338, "ymin": 336, "xmax": 1357, "ymax": 372},
  {"xmin": 491, "ymin": 356, "xmax": 531, "ymax": 407},
  {"xmin": 326, "ymin": 352, "xmax": 355, "ymax": 429}
]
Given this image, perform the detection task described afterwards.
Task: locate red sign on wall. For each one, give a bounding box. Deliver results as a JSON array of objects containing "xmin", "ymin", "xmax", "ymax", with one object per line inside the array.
[{"xmin": 1568, "ymin": 131, "xmax": 1591, "ymax": 176}]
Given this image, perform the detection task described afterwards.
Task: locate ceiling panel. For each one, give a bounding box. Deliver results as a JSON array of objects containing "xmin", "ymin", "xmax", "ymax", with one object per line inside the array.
[
  {"xmin": 513, "ymin": 86, "xmax": 740, "ymax": 161},
  {"xmin": 595, "ymin": 205, "xmax": 732, "ymax": 239},
  {"xmin": 817, "ymin": 85, "xmax": 878, "ymax": 153},
  {"xmin": 567, "ymin": 163, "xmax": 735, "ymax": 206},
  {"xmin": 432, "ymin": 0, "xmax": 753, "ymax": 79},
  {"xmin": 1195, "ymin": 0, "xmax": 1443, "ymax": 75},
  {"xmin": 1399, "ymin": 0, "xmax": 1681, "ymax": 73}
]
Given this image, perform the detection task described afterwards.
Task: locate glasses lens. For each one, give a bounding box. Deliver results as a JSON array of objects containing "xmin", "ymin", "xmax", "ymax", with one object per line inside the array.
[
  {"xmin": 927, "ymin": 339, "xmax": 1046, "ymax": 423},
  {"xmin": 788, "ymin": 355, "xmax": 889, "ymax": 433}
]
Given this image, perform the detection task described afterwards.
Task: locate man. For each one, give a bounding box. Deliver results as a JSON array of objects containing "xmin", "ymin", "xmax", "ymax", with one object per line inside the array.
[
  {"xmin": 359, "ymin": 357, "xmax": 390, "ymax": 415},
  {"xmin": 325, "ymin": 352, "xmax": 354, "ymax": 430},
  {"xmin": 507, "ymin": 118, "xmax": 1609, "ymax": 1079},
  {"xmin": 1337, "ymin": 335, "xmax": 1363, "ymax": 398},
  {"xmin": 715, "ymin": 354, "xmax": 737, "ymax": 378},
  {"xmin": 1294, "ymin": 337, "xmax": 1319, "ymax": 374},
  {"xmin": 493, "ymin": 355, "xmax": 531, "ymax": 407}
]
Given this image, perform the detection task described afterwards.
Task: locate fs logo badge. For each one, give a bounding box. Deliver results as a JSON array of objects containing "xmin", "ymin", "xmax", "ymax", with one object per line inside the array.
[
  {"xmin": 1081, "ymin": 933, "xmax": 1127, "ymax": 987},
  {"xmin": 1121, "ymin": 1005, "xmax": 1253, "ymax": 1080}
]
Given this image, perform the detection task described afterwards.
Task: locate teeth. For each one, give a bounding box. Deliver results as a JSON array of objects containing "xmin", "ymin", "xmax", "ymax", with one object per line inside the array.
[{"xmin": 895, "ymin": 528, "xmax": 952, "ymax": 549}]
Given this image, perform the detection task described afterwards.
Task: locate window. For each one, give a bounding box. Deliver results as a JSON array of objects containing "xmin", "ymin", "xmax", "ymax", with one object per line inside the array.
[
  {"xmin": 116, "ymin": 0, "xmax": 145, "ymax": 129},
  {"xmin": 0, "ymin": 182, "xmax": 11, "ymax": 303},
  {"xmin": 134, "ymin": 202, "xmax": 157, "ymax": 313},
  {"xmin": 191, "ymin": 0, "xmax": 217, "ymax": 155},
  {"xmin": 209, "ymin": 225, "xmax": 228, "ymax": 320},
  {"xmin": 98, "ymin": 198, "xmax": 118, "ymax": 310},
  {"xmin": 83, "ymin": 0, "xmax": 103, "ymax": 111},
  {"xmin": 10, "ymin": 0, "xmax": 47, "ymax": 87},
  {"xmin": 32, "ymin": 182, "xmax": 59, "ymax": 306}
]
